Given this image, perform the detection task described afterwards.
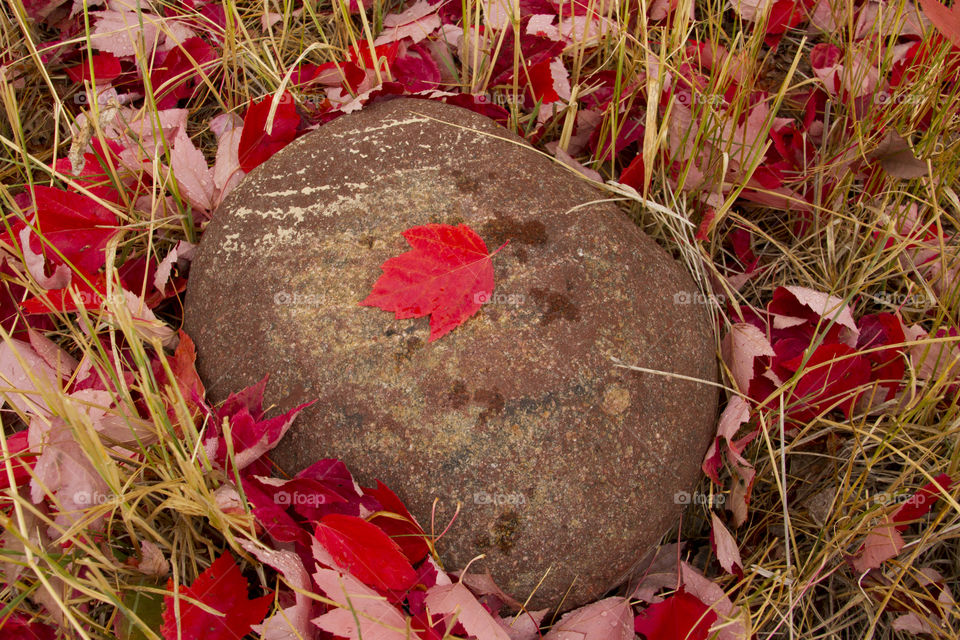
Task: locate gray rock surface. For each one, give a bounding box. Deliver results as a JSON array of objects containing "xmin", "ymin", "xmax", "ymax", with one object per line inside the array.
[{"xmin": 184, "ymin": 98, "xmax": 718, "ymax": 610}]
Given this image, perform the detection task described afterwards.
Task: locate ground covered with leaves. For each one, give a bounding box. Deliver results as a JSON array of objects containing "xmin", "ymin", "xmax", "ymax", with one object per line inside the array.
[{"xmin": 1, "ymin": 0, "xmax": 959, "ymax": 638}]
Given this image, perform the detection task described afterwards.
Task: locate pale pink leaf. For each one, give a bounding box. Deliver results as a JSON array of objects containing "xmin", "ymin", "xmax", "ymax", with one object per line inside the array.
[
  {"xmin": 728, "ymin": 0, "xmax": 774, "ymax": 21},
  {"xmin": 424, "ymin": 582, "xmax": 511, "ymax": 640},
  {"xmin": 311, "ymin": 567, "xmax": 410, "ymax": 640},
  {"xmin": 850, "ymin": 517, "xmax": 904, "ymax": 573},
  {"xmin": 497, "ymin": 609, "xmax": 548, "ymax": 640},
  {"xmin": 554, "ymin": 147, "xmax": 601, "ymax": 181},
  {"xmin": 0, "ymin": 338, "xmax": 61, "ymax": 416},
  {"xmin": 170, "ymin": 129, "xmax": 215, "ymax": 211},
  {"xmin": 453, "ymin": 572, "xmax": 521, "ymax": 609},
  {"xmin": 240, "ymin": 540, "xmax": 313, "ymax": 640},
  {"xmin": 722, "ymin": 323, "xmax": 775, "ymax": 395},
  {"xmin": 542, "ymin": 597, "xmax": 633, "ymax": 640},
  {"xmin": 526, "ymin": 14, "xmax": 561, "ymax": 40},
  {"xmin": 374, "ymin": 0, "xmax": 441, "ymax": 45},
  {"xmin": 28, "ymin": 415, "xmax": 111, "ymax": 530},
  {"xmin": 138, "ymin": 540, "xmax": 170, "ymax": 577},
  {"xmin": 19, "ymin": 228, "xmax": 72, "ymax": 290},
  {"xmin": 711, "ymin": 513, "xmax": 743, "ymax": 575},
  {"xmin": 27, "ymin": 329, "xmax": 79, "ymax": 378},
  {"xmin": 90, "ymin": 10, "xmax": 162, "ymax": 56},
  {"xmin": 153, "ymin": 240, "xmax": 196, "ymax": 295},
  {"xmin": 777, "ymin": 285, "xmax": 859, "ymax": 345}
]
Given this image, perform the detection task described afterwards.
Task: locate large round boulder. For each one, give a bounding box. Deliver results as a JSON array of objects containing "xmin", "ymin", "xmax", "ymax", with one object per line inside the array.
[{"xmin": 184, "ymin": 98, "xmax": 718, "ymax": 610}]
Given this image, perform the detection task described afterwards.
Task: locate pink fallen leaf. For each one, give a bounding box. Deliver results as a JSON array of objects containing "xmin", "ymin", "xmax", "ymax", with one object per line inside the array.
[
  {"xmin": 210, "ymin": 113, "xmax": 246, "ymax": 206},
  {"xmin": 137, "ymin": 540, "xmax": 170, "ymax": 577},
  {"xmin": 374, "ymin": 0, "xmax": 441, "ymax": 45},
  {"xmin": 90, "ymin": 10, "xmax": 163, "ymax": 56},
  {"xmin": 170, "ymin": 129, "xmax": 215, "ymax": 211},
  {"xmin": 239, "ymin": 540, "xmax": 314, "ymax": 640},
  {"xmin": 311, "ymin": 567, "xmax": 411, "ymax": 640},
  {"xmin": 497, "ymin": 609, "xmax": 549, "ymax": 640},
  {"xmin": 850, "ymin": 517, "xmax": 904, "ymax": 573},
  {"xmin": 424, "ymin": 582, "xmax": 511, "ymax": 640},
  {"xmin": 768, "ymin": 285, "xmax": 859, "ymax": 346},
  {"xmin": 544, "ymin": 596, "xmax": 634, "ymax": 640},
  {"xmin": 919, "ymin": 0, "xmax": 960, "ymax": 48},
  {"xmin": 28, "ymin": 414, "xmax": 112, "ymax": 531},
  {"xmin": 702, "ymin": 396, "xmax": 754, "ymax": 484},
  {"xmin": 0, "ymin": 338, "xmax": 62, "ymax": 416},
  {"xmin": 722, "ymin": 323, "xmax": 775, "ymax": 396},
  {"xmin": 710, "ymin": 513, "xmax": 743, "ymax": 576},
  {"xmin": 454, "ymin": 572, "xmax": 524, "ymax": 610},
  {"xmin": 153, "ymin": 240, "xmax": 196, "ymax": 296}
]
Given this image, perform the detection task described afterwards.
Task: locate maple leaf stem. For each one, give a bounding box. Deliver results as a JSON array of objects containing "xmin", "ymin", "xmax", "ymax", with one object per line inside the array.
[{"xmin": 489, "ymin": 240, "xmax": 510, "ymax": 258}]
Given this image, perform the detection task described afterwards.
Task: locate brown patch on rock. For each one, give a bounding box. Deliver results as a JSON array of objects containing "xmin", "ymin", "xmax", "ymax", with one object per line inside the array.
[
  {"xmin": 482, "ymin": 212, "xmax": 548, "ymax": 248},
  {"xmin": 448, "ymin": 380, "xmax": 470, "ymax": 409},
  {"xmin": 530, "ymin": 288, "xmax": 580, "ymax": 325},
  {"xmin": 183, "ymin": 98, "xmax": 718, "ymax": 611}
]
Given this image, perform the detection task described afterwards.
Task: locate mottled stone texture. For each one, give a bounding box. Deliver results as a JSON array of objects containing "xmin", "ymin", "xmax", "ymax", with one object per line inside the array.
[{"xmin": 184, "ymin": 98, "xmax": 718, "ymax": 610}]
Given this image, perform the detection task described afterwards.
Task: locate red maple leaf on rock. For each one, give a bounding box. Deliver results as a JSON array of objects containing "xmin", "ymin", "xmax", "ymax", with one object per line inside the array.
[{"xmin": 360, "ymin": 223, "xmax": 502, "ymax": 341}]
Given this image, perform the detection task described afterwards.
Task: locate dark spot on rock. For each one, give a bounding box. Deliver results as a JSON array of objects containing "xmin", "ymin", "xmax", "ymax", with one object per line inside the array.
[
  {"xmin": 336, "ymin": 411, "xmax": 367, "ymax": 434},
  {"xmin": 530, "ymin": 288, "xmax": 580, "ymax": 325},
  {"xmin": 493, "ymin": 511, "xmax": 520, "ymax": 554},
  {"xmin": 452, "ymin": 169, "xmax": 481, "ymax": 194},
  {"xmin": 280, "ymin": 383, "xmax": 312, "ymax": 408},
  {"xmin": 482, "ymin": 212, "xmax": 548, "ymax": 248},
  {"xmin": 441, "ymin": 452, "xmax": 465, "ymax": 476},
  {"xmin": 474, "ymin": 532, "xmax": 492, "ymax": 552},
  {"xmin": 449, "ymin": 380, "xmax": 469, "ymax": 409},
  {"xmin": 358, "ymin": 235, "xmax": 375, "ymax": 248},
  {"xmin": 394, "ymin": 336, "xmax": 423, "ymax": 365},
  {"xmin": 515, "ymin": 248, "xmax": 528, "ymax": 264},
  {"xmin": 474, "ymin": 388, "xmax": 505, "ymax": 425}
]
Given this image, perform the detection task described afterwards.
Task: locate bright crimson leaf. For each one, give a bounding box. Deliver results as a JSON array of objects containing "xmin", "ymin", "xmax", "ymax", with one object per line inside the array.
[
  {"xmin": 634, "ymin": 587, "xmax": 718, "ymax": 640},
  {"xmin": 238, "ymin": 92, "xmax": 301, "ymax": 173},
  {"xmin": 892, "ymin": 473, "xmax": 954, "ymax": 530},
  {"xmin": 360, "ymin": 224, "xmax": 502, "ymax": 342},
  {"xmin": 65, "ymin": 52, "xmax": 122, "ymax": 84},
  {"xmin": 314, "ymin": 513, "xmax": 417, "ymax": 592},
  {"xmin": 364, "ymin": 479, "xmax": 431, "ymax": 564},
  {"xmin": 20, "ymin": 272, "xmax": 108, "ymax": 314},
  {"xmin": 18, "ymin": 186, "xmax": 119, "ymax": 274},
  {"xmin": 161, "ymin": 553, "xmax": 273, "ymax": 640},
  {"xmin": 0, "ymin": 430, "xmax": 36, "ymax": 491}
]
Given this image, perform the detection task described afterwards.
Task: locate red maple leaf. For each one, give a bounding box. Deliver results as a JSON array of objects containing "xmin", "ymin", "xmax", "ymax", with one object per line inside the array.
[
  {"xmin": 161, "ymin": 553, "xmax": 273, "ymax": 640},
  {"xmin": 364, "ymin": 480, "xmax": 431, "ymax": 564},
  {"xmin": 314, "ymin": 513, "xmax": 418, "ymax": 592},
  {"xmin": 360, "ymin": 224, "xmax": 502, "ymax": 342},
  {"xmin": 634, "ymin": 588, "xmax": 718, "ymax": 640},
  {"xmin": 238, "ymin": 91, "xmax": 301, "ymax": 173}
]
